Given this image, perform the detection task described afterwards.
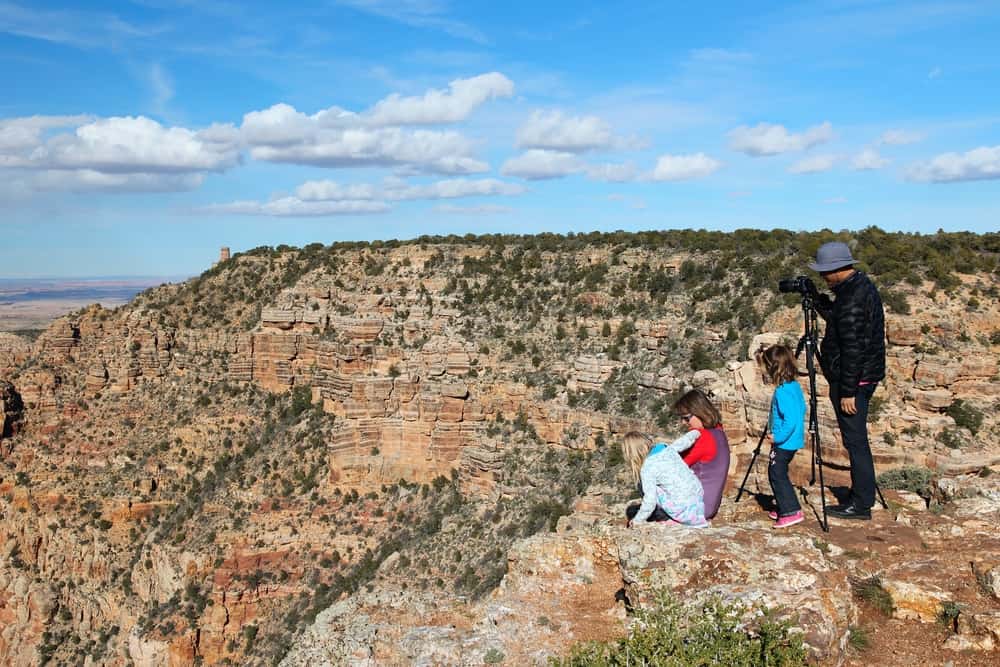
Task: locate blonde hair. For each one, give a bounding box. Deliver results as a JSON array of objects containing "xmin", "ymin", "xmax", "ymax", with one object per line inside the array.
[
  {"xmin": 755, "ymin": 344, "xmax": 799, "ymax": 385},
  {"xmin": 622, "ymin": 431, "xmax": 653, "ymax": 484},
  {"xmin": 672, "ymin": 389, "xmax": 721, "ymax": 429}
]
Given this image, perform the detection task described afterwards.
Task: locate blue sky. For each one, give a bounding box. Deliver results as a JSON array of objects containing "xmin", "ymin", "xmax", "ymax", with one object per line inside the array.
[{"xmin": 2, "ymin": 0, "xmax": 999, "ymax": 277}]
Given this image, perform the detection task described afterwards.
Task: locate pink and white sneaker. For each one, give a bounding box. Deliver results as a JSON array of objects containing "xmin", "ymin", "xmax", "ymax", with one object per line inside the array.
[
  {"xmin": 767, "ymin": 511, "xmax": 778, "ymax": 520},
  {"xmin": 773, "ymin": 511, "xmax": 804, "ymax": 529}
]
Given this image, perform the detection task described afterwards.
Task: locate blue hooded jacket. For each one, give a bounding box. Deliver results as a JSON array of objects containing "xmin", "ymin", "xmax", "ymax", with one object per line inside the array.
[{"xmin": 770, "ymin": 380, "xmax": 805, "ymax": 451}]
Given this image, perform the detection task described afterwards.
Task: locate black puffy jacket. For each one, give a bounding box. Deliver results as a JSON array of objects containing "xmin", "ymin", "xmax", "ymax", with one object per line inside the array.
[{"xmin": 815, "ymin": 270, "xmax": 886, "ymax": 397}]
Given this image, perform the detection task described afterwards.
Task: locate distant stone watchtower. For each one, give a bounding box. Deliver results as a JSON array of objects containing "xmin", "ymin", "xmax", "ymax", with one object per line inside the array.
[{"xmin": 219, "ymin": 247, "xmax": 231, "ymax": 263}]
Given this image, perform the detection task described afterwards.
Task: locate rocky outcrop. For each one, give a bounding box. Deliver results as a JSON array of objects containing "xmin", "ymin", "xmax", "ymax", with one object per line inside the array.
[
  {"xmin": 0, "ymin": 333, "xmax": 31, "ymax": 374},
  {"xmin": 569, "ymin": 355, "xmax": 623, "ymax": 391},
  {"xmin": 37, "ymin": 319, "xmax": 79, "ymax": 362},
  {"xmin": 618, "ymin": 525, "xmax": 854, "ymax": 662},
  {"xmin": 283, "ymin": 523, "xmax": 856, "ymax": 666}
]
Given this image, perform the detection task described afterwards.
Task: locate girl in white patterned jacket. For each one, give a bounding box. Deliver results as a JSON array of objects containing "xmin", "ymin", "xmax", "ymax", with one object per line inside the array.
[{"xmin": 623, "ymin": 430, "xmax": 708, "ymax": 528}]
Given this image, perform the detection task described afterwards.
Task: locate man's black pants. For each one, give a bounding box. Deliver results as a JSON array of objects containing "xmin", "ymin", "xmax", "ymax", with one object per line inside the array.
[{"xmin": 828, "ymin": 382, "xmax": 878, "ymax": 510}]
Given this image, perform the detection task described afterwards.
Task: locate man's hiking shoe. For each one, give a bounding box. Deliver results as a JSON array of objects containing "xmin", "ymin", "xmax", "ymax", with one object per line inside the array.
[
  {"xmin": 827, "ymin": 504, "xmax": 872, "ymax": 520},
  {"xmin": 772, "ymin": 511, "xmax": 803, "ymax": 528}
]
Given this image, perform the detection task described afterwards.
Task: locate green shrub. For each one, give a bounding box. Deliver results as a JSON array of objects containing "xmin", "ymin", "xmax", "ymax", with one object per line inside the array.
[
  {"xmin": 850, "ymin": 576, "xmax": 894, "ymax": 616},
  {"xmin": 868, "ymin": 394, "xmax": 886, "ymax": 420},
  {"xmin": 938, "ymin": 601, "xmax": 961, "ymax": 631},
  {"xmin": 552, "ymin": 592, "xmax": 806, "ymax": 667},
  {"xmin": 289, "ymin": 385, "xmax": 313, "ymax": 418},
  {"xmin": 876, "ymin": 466, "xmax": 934, "ymax": 499},
  {"xmin": 946, "ymin": 399, "xmax": 984, "ymax": 434},
  {"xmin": 847, "ymin": 626, "xmax": 870, "ymax": 652},
  {"xmin": 879, "ymin": 288, "xmax": 910, "ymax": 315},
  {"xmin": 939, "ymin": 427, "xmax": 962, "ymax": 449},
  {"xmin": 690, "ymin": 343, "xmax": 714, "ymax": 371},
  {"xmin": 483, "ymin": 648, "xmax": 506, "ymax": 664}
]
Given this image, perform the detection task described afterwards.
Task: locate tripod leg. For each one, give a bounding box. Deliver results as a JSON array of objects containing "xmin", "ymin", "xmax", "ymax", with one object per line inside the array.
[
  {"xmin": 810, "ymin": 433, "xmax": 817, "ymax": 485},
  {"xmin": 874, "ymin": 480, "xmax": 889, "ymax": 510},
  {"xmin": 816, "ymin": 436, "xmax": 829, "ymax": 532},
  {"xmin": 735, "ymin": 427, "xmax": 768, "ymax": 504}
]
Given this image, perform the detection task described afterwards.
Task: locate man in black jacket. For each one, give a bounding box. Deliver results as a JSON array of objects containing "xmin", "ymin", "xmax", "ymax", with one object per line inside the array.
[{"xmin": 810, "ymin": 241, "xmax": 885, "ymax": 520}]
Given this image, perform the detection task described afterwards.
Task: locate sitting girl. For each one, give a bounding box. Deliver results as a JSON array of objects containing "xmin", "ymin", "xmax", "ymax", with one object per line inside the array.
[
  {"xmin": 671, "ymin": 389, "xmax": 731, "ymax": 520},
  {"xmin": 622, "ymin": 430, "xmax": 709, "ymax": 528},
  {"xmin": 756, "ymin": 344, "xmax": 807, "ymax": 528}
]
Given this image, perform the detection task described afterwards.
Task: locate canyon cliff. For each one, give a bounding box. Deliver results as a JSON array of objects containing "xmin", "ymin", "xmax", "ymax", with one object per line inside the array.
[{"xmin": 1, "ymin": 229, "xmax": 998, "ymax": 665}]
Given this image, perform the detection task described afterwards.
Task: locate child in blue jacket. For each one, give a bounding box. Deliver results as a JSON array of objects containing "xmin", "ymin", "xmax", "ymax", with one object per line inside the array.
[{"xmin": 756, "ymin": 344, "xmax": 806, "ymax": 528}]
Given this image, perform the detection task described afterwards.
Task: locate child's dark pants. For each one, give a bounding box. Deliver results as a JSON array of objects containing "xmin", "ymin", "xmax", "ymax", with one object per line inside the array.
[{"xmin": 769, "ymin": 447, "xmax": 801, "ymax": 516}]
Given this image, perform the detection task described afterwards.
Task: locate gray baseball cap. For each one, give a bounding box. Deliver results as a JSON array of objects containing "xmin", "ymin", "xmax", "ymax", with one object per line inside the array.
[{"xmin": 809, "ymin": 241, "xmax": 856, "ymax": 272}]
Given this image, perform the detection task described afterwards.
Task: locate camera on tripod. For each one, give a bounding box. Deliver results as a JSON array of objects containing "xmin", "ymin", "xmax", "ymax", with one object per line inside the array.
[{"xmin": 778, "ymin": 275, "xmax": 817, "ymax": 296}]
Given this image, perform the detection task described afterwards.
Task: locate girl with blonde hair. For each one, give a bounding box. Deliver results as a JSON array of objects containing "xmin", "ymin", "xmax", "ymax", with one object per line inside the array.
[{"xmin": 622, "ymin": 430, "xmax": 708, "ymax": 528}]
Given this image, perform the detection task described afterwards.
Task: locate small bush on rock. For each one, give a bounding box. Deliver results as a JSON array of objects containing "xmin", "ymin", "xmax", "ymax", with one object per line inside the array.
[
  {"xmin": 946, "ymin": 399, "xmax": 983, "ymax": 434},
  {"xmin": 850, "ymin": 575, "xmax": 894, "ymax": 617},
  {"xmin": 552, "ymin": 591, "xmax": 806, "ymax": 666},
  {"xmin": 876, "ymin": 466, "xmax": 935, "ymax": 499}
]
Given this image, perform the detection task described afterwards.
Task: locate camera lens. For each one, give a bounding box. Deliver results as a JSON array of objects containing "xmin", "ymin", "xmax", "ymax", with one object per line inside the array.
[{"xmin": 778, "ymin": 278, "xmax": 799, "ymax": 293}]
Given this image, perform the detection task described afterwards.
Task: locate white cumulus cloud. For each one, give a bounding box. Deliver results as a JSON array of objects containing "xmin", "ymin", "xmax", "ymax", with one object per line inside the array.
[
  {"xmin": 0, "ymin": 114, "xmax": 240, "ymax": 193},
  {"xmin": 9, "ymin": 116, "xmax": 240, "ymax": 173},
  {"xmin": 648, "ymin": 153, "xmax": 722, "ymax": 181},
  {"xmin": 1, "ymin": 74, "xmax": 514, "ymax": 195},
  {"xmin": 0, "ymin": 114, "xmax": 93, "ymax": 151},
  {"xmin": 905, "ymin": 145, "xmax": 1000, "ymax": 183},
  {"xmin": 367, "ymin": 72, "xmax": 513, "ymax": 126},
  {"xmin": 728, "ymin": 121, "xmax": 834, "ymax": 156},
  {"xmin": 788, "ymin": 154, "xmax": 837, "ymax": 174},
  {"xmin": 241, "ymin": 103, "xmax": 321, "ymax": 146},
  {"xmin": 852, "ymin": 148, "xmax": 889, "ymax": 171},
  {"xmin": 239, "ymin": 73, "xmax": 514, "ymax": 174},
  {"xmin": 500, "ymin": 149, "xmax": 584, "ymax": 180},
  {"xmin": 247, "ymin": 124, "xmax": 487, "ymax": 174},
  {"xmin": 516, "ymin": 110, "xmax": 615, "ymax": 152}
]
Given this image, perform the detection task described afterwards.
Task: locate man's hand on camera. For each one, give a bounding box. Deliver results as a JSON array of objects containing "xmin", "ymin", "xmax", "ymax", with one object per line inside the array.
[{"xmin": 840, "ymin": 397, "xmax": 857, "ymax": 415}]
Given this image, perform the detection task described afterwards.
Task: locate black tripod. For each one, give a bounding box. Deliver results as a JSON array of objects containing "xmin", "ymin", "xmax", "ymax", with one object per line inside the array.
[
  {"xmin": 734, "ymin": 291, "xmax": 830, "ymax": 530},
  {"xmin": 795, "ymin": 292, "xmax": 830, "ymax": 532}
]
